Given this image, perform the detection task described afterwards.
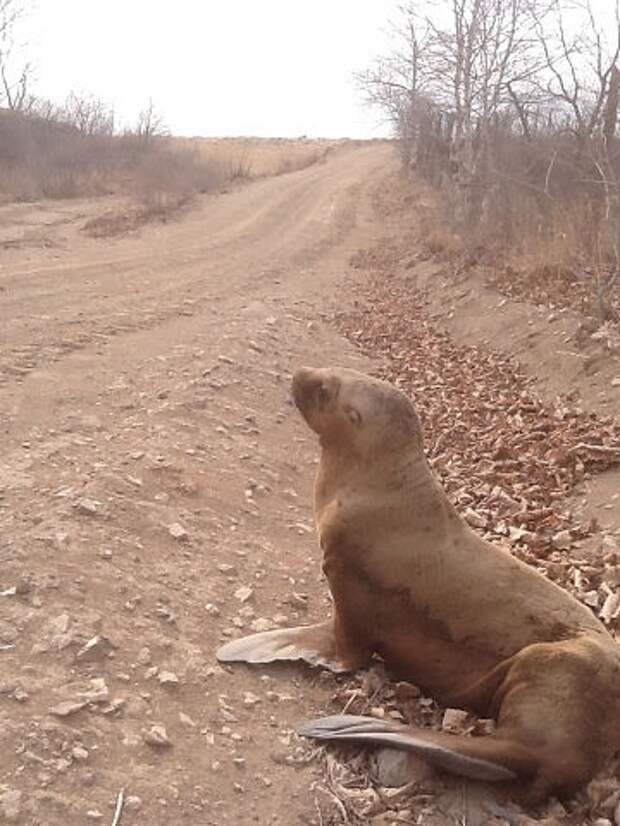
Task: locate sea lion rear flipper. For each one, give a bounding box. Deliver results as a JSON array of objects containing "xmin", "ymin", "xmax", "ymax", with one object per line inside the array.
[
  {"xmin": 298, "ymin": 715, "xmax": 536, "ymax": 783},
  {"xmin": 216, "ymin": 622, "xmax": 350, "ymax": 673}
]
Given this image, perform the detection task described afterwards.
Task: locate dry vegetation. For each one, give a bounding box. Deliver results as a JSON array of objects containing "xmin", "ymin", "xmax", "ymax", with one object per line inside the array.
[
  {"xmin": 360, "ymin": 0, "xmax": 620, "ymax": 324},
  {"xmin": 0, "ymin": 108, "xmax": 232, "ymax": 205},
  {"xmin": 179, "ymin": 136, "xmax": 349, "ymax": 178},
  {"xmin": 0, "ymin": 106, "xmax": 347, "ymax": 239}
]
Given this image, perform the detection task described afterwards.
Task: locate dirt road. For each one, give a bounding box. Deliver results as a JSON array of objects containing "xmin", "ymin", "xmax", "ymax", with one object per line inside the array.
[{"xmin": 0, "ymin": 143, "xmax": 395, "ymax": 825}]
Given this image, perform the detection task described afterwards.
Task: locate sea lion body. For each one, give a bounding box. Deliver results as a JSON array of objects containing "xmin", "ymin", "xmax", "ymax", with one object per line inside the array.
[{"xmin": 218, "ymin": 366, "xmax": 620, "ymax": 801}]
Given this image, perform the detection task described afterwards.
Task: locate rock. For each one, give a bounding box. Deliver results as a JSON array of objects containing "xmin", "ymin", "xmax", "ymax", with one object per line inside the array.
[
  {"xmin": 179, "ymin": 712, "xmax": 197, "ymax": 728},
  {"xmin": 33, "ymin": 612, "xmax": 74, "ymax": 653},
  {"xmin": 12, "ymin": 687, "xmax": 28, "ymax": 703},
  {"xmin": 250, "ymin": 618, "xmax": 272, "ymax": 632},
  {"xmin": 144, "ymin": 724, "xmax": 172, "ymax": 748},
  {"xmin": 243, "ymin": 692, "xmax": 261, "ymax": 707},
  {"xmin": 583, "ymin": 590, "xmax": 600, "ymax": 608},
  {"xmin": 73, "ymin": 677, "xmax": 109, "ymax": 704},
  {"xmin": 463, "ymin": 508, "xmax": 486, "ymax": 529},
  {"xmin": 137, "ymin": 646, "xmax": 152, "ymax": 665},
  {"xmin": 75, "ymin": 499, "xmax": 101, "ymax": 516},
  {"xmin": 168, "ymin": 523, "xmax": 189, "ymax": 541},
  {"xmin": 71, "ymin": 746, "xmax": 89, "ymax": 761},
  {"xmin": 76, "ymin": 635, "xmax": 114, "ymax": 662},
  {"xmin": 158, "ymin": 671, "xmax": 179, "ymax": 688},
  {"xmin": 234, "ymin": 586, "xmax": 254, "ymax": 603},
  {"xmin": 600, "ymin": 592, "xmax": 620, "ymax": 624},
  {"xmin": 611, "ymin": 377, "xmax": 620, "ymax": 387},
  {"xmin": 86, "ymin": 811, "xmax": 104, "ymax": 821},
  {"xmin": 371, "ymin": 748, "xmax": 433, "ymax": 788},
  {"xmin": 125, "ymin": 795, "xmax": 142, "ymax": 811},
  {"xmin": 49, "ymin": 700, "xmax": 87, "ymax": 717},
  {"xmin": 441, "ymin": 708, "xmax": 469, "ymax": 732},
  {"xmin": 552, "ymin": 529, "xmax": 572, "ymax": 550},
  {"xmin": 0, "ymin": 789, "xmax": 22, "ymax": 822}
]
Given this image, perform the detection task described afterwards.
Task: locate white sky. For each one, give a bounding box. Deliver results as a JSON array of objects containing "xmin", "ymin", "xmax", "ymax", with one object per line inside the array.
[{"xmin": 21, "ymin": 0, "xmax": 398, "ymax": 138}]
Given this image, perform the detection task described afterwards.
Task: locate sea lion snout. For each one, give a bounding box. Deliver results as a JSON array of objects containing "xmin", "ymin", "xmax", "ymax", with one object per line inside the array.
[
  {"xmin": 292, "ymin": 367, "xmax": 338, "ymax": 418},
  {"xmin": 291, "ymin": 367, "xmax": 317, "ymax": 407},
  {"xmin": 292, "ymin": 366, "xmax": 421, "ymax": 449}
]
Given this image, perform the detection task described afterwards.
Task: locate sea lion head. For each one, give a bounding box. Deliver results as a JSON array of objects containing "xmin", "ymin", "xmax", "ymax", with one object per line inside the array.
[{"xmin": 292, "ymin": 367, "xmax": 423, "ymax": 457}]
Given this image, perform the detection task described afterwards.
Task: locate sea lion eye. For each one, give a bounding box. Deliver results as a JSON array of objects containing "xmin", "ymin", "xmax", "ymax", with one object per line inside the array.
[
  {"xmin": 345, "ymin": 406, "xmax": 362, "ymax": 426},
  {"xmin": 318, "ymin": 385, "xmax": 330, "ymax": 404}
]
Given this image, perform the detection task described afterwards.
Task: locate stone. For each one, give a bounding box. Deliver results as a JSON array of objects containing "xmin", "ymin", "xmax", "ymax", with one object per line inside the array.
[
  {"xmin": 49, "ymin": 700, "xmax": 87, "ymax": 717},
  {"xmin": 234, "ymin": 586, "xmax": 253, "ymax": 603},
  {"xmin": 158, "ymin": 671, "xmax": 180, "ymax": 688},
  {"xmin": 441, "ymin": 708, "xmax": 469, "ymax": 732},
  {"xmin": 125, "ymin": 796, "xmax": 142, "ymax": 811},
  {"xmin": 463, "ymin": 508, "xmax": 486, "ymax": 529},
  {"xmin": 137, "ymin": 646, "xmax": 152, "ymax": 665},
  {"xmin": 76, "ymin": 499, "xmax": 101, "ymax": 516},
  {"xmin": 371, "ymin": 748, "xmax": 434, "ymax": 788},
  {"xmin": 552, "ymin": 529, "xmax": 572, "ymax": 550},
  {"xmin": 168, "ymin": 523, "xmax": 189, "ymax": 541},
  {"xmin": 73, "ymin": 677, "xmax": 109, "ymax": 704},
  {"xmin": 76, "ymin": 635, "xmax": 114, "ymax": 662},
  {"xmin": 0, "ymin": 789, "xmax": 22, "ymax": 822},
  {"xmin": 34, "ymin": 612, "xmax": 74, "ymax": 653},
  {"xmin": 250, "ymin": 618, "xmax": 272, "ymax": 632},
  {"xmin": 144, "ymin": 725, "xmax": 172, "ymax": 748}
]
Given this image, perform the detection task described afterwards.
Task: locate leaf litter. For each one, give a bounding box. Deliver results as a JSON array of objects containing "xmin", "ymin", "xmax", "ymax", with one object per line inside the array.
[{"xmin": 304, "ymin": 247, "xmax": 620, "ymax": 826}]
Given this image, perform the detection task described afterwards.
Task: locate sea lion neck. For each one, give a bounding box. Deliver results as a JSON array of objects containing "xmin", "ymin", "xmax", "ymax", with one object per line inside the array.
[{"xmin": 314, "ymin": 440, "xmax": 433, "ymax": 509}]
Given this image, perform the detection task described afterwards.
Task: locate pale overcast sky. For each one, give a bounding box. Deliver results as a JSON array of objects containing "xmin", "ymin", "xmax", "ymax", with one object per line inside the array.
[{"xmin": 21, "ymin": 0, "xmax": 398, "ymax": 138}]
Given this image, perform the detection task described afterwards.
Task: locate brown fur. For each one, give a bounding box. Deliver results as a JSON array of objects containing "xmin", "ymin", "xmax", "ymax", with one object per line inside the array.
[
  {"xmin": 293, "ymin": 366, "xmax": 620, "ymax": 801},
  {"xmin": 218, "ymin": 366, "xmax": 620, "ymax": 801}
]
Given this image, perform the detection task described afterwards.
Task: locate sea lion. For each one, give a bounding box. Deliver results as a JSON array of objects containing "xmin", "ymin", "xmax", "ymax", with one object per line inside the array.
[{"xmin": 217, "ymin": 366, "xmax": 620, "ymax": 802}]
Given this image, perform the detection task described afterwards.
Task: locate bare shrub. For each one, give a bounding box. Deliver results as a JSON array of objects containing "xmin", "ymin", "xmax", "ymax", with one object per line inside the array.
[
  {"xmin": 360, "ymin": 0, "xmax": 620, "ymax": 322},
  {"xmin": 128, "ymin": 141, "xmax": 233, "ymax": 212},
  {"xmin": 0, "ymin": 107, "xmax": 238, "ymax": 217}
]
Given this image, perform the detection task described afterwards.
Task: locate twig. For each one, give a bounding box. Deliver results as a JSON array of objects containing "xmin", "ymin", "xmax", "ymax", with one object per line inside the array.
[
  {"xmin": 571, "ymin": 442, "xmax": 620, "ymax": 456},
  {"xmin": 314, "ymin": 796, "xmax": 325, "ymax": 826},
  {"xmin": 544, "ymin": 150, "xmax": 557, "ymax": 197},
  {"xmin": 316, "ymin": 783, "xmax": 349, "ymax": 823},
  {"xmin": 111, "ymin": 789, "xmax": 125, "ymax": 826}
]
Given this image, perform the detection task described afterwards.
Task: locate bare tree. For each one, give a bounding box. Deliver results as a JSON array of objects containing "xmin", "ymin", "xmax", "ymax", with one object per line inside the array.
[
  {"xmin": 355, "ymin": 4, "xmax": 428, "ymax": 149},
  {"xmin": 134, "ymin": 98, "xmax": 168, "ymax": 145},
  {"xmin": 0, "ymin": 0, "xmax": 34, "ymax": 111},
  {"xmin": 358, "ymin": 0, "xmax": 620, "ymax": 322},
  {"xmin": 62, "ymin": 91, "xmax": 115, "ymax": 136}
]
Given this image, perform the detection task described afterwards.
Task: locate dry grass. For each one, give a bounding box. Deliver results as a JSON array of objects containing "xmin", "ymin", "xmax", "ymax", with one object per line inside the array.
[
  {"xmin": 0, "ymin": 110, "xmax": 351, "ymax": 237},
  {"xmin": 0, "ymin": 111, "xmax": 343, "ymax": 209},
  {"xmin": 407, "ymin": 136, "xmax": 620, "ymax": 322},
  {"xmin": 176, "ymin": 136, "xmax": 347, "ymax": 178},
  {"xmin": 420, "ymin": 225, "xmax": 464, "ymax": 258}
]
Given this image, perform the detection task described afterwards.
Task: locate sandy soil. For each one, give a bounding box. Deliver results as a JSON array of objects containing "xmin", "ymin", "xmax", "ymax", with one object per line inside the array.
[
  {"xmin": 2, "ymin": 143, "xmax": 619, "ymax": 826},
  {"xmin": 0, "ymin": 143, "xmax": 391, "ymax": 826}
]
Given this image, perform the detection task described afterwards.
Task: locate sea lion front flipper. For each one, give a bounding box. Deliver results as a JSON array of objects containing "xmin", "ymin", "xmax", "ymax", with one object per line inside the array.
[
  {"xmin": 298, "ymin": 715, "xmax": 537, "ymax": 783},
  {"xmin": 216, "ymin": 621, "xmax": 351, "ymax": 673}
]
